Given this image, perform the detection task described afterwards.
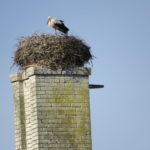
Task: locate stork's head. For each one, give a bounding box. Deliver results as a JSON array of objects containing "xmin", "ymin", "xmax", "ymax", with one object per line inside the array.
[{"xmin": 47, "ymin": 16, "xmax": 52, "ymax": 24}]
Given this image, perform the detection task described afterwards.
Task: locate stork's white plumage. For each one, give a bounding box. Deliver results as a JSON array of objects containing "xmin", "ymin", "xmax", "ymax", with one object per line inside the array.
[{"xmin": 47, "ymin": 16, "xmax": 69, "ymax": 34}]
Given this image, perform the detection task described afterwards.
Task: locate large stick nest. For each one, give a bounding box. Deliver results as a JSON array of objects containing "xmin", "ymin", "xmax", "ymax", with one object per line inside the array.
[{"xmin": 14, "ymin": 33, "xmax": 93, "ymax": 70}]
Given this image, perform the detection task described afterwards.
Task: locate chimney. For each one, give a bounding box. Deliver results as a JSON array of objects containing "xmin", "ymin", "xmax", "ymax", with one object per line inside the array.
[
  {"xmin": 10, "ymin": 66, "xmax": 92, "ymax": 150},
  {"xmin": 10, "ymin": 34, "xmax": 96, "ymax": 150}
]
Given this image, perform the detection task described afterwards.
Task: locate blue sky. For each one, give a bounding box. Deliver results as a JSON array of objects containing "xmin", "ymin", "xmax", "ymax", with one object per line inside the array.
[{"xmin": 0, "ymin": 0, "xmax": 150, "ymax": 149}]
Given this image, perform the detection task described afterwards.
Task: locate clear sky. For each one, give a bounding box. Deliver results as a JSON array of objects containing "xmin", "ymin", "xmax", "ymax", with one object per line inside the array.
[{"xmin": 0, "ymin": 0, "xmax": 150, "ymax": 149}]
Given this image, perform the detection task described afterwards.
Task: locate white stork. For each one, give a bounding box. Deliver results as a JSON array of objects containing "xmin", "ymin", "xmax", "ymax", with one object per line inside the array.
[{"xmin": 47, "ymin": 16, "xmax": 69, "ymax": 34}]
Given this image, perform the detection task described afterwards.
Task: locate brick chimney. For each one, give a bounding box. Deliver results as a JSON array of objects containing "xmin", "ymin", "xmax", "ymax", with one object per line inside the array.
[{"xmin": 10, "ymin": 66, "xmax": 92, "ymax": 150}]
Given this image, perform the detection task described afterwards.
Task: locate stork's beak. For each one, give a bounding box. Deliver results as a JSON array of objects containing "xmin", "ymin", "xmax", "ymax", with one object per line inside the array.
[
  {"xmin": 47, "ymin": 18, "xmax": 51, "ymax": 24},
  {"xmin": 47, "ymin": 19, "xmax": 49, "ymax": 24}
]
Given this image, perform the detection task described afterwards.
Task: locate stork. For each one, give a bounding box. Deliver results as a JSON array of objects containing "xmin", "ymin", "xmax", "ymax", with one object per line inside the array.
[{"xmin": 47, "ymin": 16, "xmax": 69, "ymax": 34}]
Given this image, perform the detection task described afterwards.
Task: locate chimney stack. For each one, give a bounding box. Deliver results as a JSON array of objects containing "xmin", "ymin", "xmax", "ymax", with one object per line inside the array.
[{"xmin": 10, "ymin": 66, "xmax": 92, "ymax": 150}]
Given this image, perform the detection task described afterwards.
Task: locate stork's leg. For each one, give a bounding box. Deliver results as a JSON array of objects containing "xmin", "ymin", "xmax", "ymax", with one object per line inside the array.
[{"xmin": 54, "ymin": 29, "xmax": 57, "ymax": 35}]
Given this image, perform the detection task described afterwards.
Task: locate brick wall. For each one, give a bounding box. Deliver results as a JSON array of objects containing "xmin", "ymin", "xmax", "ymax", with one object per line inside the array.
[{"xmin": 10, "ymin": 66, "xmax": 92, "ymax": 150}]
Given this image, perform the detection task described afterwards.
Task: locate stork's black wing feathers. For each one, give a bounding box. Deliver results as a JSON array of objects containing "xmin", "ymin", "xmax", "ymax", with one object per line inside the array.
[
  {"xmin": 55, "ymin": 23, "xmax": 69, "ymax": 34},
  {"xmin": 59, "ymin": 20, "xmax": 64, "ymax": 23}
]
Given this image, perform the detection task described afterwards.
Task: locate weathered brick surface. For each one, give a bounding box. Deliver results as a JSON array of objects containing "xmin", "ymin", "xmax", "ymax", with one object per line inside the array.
[
  {"xmin": 10, "ymin": 67, "xmax": 92, "ymax": 150},
  {"xmin": 11, "ymin": 80, "xmax": 26, "ymax": 150}
]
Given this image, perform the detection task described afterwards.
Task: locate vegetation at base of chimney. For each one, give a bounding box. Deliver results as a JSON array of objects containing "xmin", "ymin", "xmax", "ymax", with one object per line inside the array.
[{"xmin": 13, "ymin": 33, "xmax": 93, "ymax": 70}]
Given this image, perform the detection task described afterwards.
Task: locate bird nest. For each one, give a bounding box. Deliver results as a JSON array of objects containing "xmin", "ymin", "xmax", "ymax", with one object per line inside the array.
[{"xmin": 13, "ymin": 33, "xmax": 93, "ymax": 70}]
